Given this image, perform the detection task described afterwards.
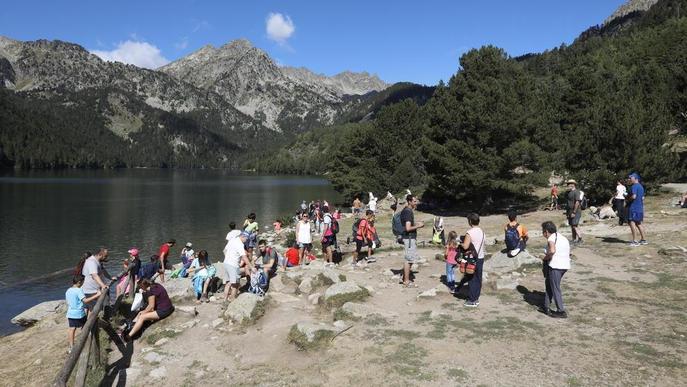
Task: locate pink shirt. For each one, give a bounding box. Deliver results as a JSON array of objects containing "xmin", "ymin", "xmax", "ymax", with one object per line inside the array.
[{"xmin": 446, "ymin": 246, "xmax": 458, "ymax": 265}]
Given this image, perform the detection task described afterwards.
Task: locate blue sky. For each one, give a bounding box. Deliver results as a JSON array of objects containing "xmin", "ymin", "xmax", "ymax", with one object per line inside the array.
[{"xmin": 0, "ymin": 0, "xmax": 626, "ymax": 85}]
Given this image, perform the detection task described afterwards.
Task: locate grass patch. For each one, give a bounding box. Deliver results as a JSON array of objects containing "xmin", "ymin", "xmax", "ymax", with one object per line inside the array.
[
  {"xmin": 332, "ymin": 308, "xmax": 360, "ymax": 322},
  {"xmin": 363, "ymin": 315, "xmax": 389, "ymax": 326},
  {"xmin": 363, "ymin": 328, "xmax": 421, "ymax": 344},
  {"xmin": 287, "ymin": 324, "xmax": 336, "ymax": 351},
  {"xmin": 145, "ymin": 329, "xmax": 180, "ymax": 345},
  {"xmin": 447, "ymin": 368, "xmax": 469, "ymax": 382},
  {"xmin": 371, "ymin": 343, "xmax": 433, "ymax": 382},
  {"xmin": 615, "ymin": 341, "xmax": 685, "ymax": 369},
  {"xmin": 325, "ymin": 287, "xmax": 370, "ymax": 308}
]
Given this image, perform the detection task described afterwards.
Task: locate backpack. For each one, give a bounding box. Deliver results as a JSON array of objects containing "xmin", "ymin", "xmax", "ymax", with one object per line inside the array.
[
  {"xmin": 504, "ymin": 224, "xmax": 521, "ymax": 251},
  {"xmin": 138, "ymin": 261, "xmax": 160, "ymax": 280},
  {"xmin": 249, "ymin": 269, "xmax": 268, "ymax": 297},
  {"xmin": 579, "ymin": 191, "xmax": 589, "ymax": 210},
  {"xmin": 352, "ymin": 218, "xmax": 363, "ymax": 236},
  {"xmin": 325, "ymin": 214, "xmax": 339, "ymax": 234},
  {"xmin": 392, "ymin": 211, "xmax": 404, "ymax": 236}
]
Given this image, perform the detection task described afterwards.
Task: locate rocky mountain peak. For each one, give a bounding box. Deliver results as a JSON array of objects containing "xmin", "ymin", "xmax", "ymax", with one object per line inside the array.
[{"xmin": 604, "ymin": 0, "xmax": 659, "ymax": 25}]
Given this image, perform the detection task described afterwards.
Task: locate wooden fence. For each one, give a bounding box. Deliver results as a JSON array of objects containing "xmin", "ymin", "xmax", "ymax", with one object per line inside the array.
[{"xmin": 53, "ymin": 270, "xmax": 134, "ymax": 387}]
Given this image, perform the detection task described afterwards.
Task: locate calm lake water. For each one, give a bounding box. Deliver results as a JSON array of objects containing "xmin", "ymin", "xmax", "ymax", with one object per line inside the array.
[{"xmin": 0, "ymin": 169, "xmax": 341, "ymax": 335}]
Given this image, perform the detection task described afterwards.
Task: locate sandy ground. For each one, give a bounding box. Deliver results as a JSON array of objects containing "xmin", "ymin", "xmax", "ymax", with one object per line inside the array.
[{"xmin": 2, "ymin": 185, "xmax": 686, "ymax": 387}]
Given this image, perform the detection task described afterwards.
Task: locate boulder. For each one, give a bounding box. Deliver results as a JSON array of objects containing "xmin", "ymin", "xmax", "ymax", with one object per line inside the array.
[
  {"xmin": 223, "ymin": 293, "xmax": 266, "ymax": 324},
  {"xmin": 288, "ymin": 322, "xmax": 344, "ymax": 350},
  {"xmin": 11, "ymin": 300, "xmax": 65, "ymax": 327},
  {"xmin": 483, "ymin": 251, "xmax": 540, "ymax": 275},
  {"xmin": 324, "ymin": 281, "xmax": 369, "ymax": 308},
  {"xmin": 298, "ymin": 277, "xmax": 313, "ymax": 294},
  {"xmin": 496, "ymin": 277, "xmax": 519, "ymax": 290},
  {"xmin": 307, "ymin": 293, "xmax": 322, "ymax": 305},
  {"xmin": 149, "ymin": 366, "xmax": 167, "ymax": 380},
  {"xmin": 162, "ymin": 278, "xmax": 193, "ymax": 300}
]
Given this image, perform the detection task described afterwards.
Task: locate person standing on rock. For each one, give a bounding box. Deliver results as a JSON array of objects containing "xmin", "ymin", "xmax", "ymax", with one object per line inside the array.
[
  {"xmin": 223, "ymin": 232, "xmax": 252, "ymax": 301},
  {"xmin": 401, "ymin": 194, "xmax": 424, "ymax": 287},
  {"xmin": 627, "ymin": 172, "xmax": 648, "ymax": 247},
  {"xmin": 81, "ymin": 248, "xmax": 114, "ymax": 312},
  {"xmin": 157, "ymin": 239, "xmax": 176, "ymax": 283},
  {"xmin": 321, "ymin": 206, "xmax": 337, "ymax": 264},
  {"xmin": 537, "ymin": 221, "xmax": 570, "ymax": 318},
  {"xmin": 296, "ymin": 213, "xmax": 313, "ymax": 265},
  {"xmin": 565, "ymin": 180, "xmax": 583, "ymax": 245},
  {"xmin": 461, "ymin": 213, "xmax": 486, "ymax": 307},
  {"xmin": 243, "ymin": 213, "xmax": 259, "ymax": 261}
]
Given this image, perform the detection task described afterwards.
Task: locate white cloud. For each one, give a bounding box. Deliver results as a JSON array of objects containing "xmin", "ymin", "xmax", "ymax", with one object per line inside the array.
[
  {"xmin": 91, "ymin": 40, "xmax": 170, "ymax": 69},
  {"xmin": 175, "ymin": 36, "xmax": 189, "ymax": 50},
  {"xmin": 266, "ymin": 12, "xmax": 295, "ymax": 44}
]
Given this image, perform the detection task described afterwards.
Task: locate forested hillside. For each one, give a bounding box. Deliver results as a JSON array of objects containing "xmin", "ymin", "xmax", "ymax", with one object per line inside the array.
[{"xmin": 256, "ymin": 0, "xmax": 687, "ymax": 204}]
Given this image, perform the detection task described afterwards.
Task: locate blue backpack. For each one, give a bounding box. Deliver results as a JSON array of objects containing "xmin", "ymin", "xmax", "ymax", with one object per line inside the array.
[
  {"xmin": 505, "ymin": 224, "xmax": 521, "ymax": 251},
  {"xmin": 392, "ymin": 211, "xmax": 404, "ymax": 236},
  {"xmin": 249, "ymin": 269, "xmax": 268, "ymax": 297}
]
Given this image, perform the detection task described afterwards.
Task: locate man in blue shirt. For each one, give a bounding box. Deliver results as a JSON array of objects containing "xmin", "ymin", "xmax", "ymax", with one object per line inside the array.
[{"xmin": 627, "ymin": 172, "xmax": 647, "ymax": 247}]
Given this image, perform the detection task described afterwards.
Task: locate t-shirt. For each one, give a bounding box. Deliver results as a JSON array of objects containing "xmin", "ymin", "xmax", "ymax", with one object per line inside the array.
[
  {"xmin": 547, "ymin": 233, "xmax": 571, "ymax": 270},
  {"xmin": 400, "ymin": 207, "xmax": 416, "ymax": 239},
  {"xmin": 551, "ymin": 186, "xmax": 558, "ymax": 197},
  {"xmin": 322, "ymin": 213, "xmax": 333, "ymax": 236},
  {"xmin": 356, "ymin": 219, "xmax": 371, "ymax": 240},
  {"xmin": 566, "ymin": 190, "xmax": 582, "ymax": 214},
  {"xmin": 223, "ymin": 237, "xmax": 246, "ymax": 267},
  {"xmin": 615, "ymin": 184, "xmax": 627, "ymax": 200},
  {"xmin": 446, "ymin": 247, "xmax": 458, "ymax": 265},
  {"xmin": 128, "ymin": 258, "xmax": 141, "ymax": 278},
  {"xmin": 258, "ymin": 248, "xmax": 278, "ymax": 267},
  {"xmin": 158, "ymin": 244, "xmax": 170, "ymax": 261},
  {"xmin": 369, "ymin": 199, "xmax": 377, "ymax": 212},
  {"xmin": 244, "ymin": 221, "xmax": 259, "ymax": 233},
  {"xmin": 226, "ymin": 230, "xmax": 241, "ymax": 241},
  {"xmin": 628, "ymin": 183, "xmax": 645, "ymax": 213},
  {"xmin": 144, "ymin": 283, "xmax": 173, "ymax": 312},
  {"xmin": 285, "ymin": 247, "xmax": 300, "ymax": 266},
  {"xmin": 467, "ymin": 227, "xmax": 486, "ymax": 259},
  {"xmin": 296, "ymin": 221, "xmax": 312, "ymax": 244},
  {"xmin": 138, "ymin": 261, "xmax": 160, "ymax": 279},
  {"xmin": 81, "ymin": 256, "xmax": 102, "ymax": 294},
  {"xmin": 65, "ymin": 287, "xmax": 87, "ymax": 319}
]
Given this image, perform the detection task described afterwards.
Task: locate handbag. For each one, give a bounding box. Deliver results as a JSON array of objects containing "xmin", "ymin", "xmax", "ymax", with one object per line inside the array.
[{"xmin": 131, "ymin": 291, "xmax": 144, "ymax": 312}]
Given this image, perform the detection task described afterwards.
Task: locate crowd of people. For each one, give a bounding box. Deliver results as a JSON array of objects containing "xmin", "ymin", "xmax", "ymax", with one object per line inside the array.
[{"xmin": 64, "ymin": 172, "xmax": 650, "ymax": 349}]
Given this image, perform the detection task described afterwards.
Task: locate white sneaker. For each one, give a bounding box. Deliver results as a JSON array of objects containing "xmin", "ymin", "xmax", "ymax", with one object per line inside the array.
[{"xmin": 629, "ymin": 241, "xmax": 640, "ymax": 247}]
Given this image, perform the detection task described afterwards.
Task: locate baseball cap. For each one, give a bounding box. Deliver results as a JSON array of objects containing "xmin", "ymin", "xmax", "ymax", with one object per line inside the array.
[
  {"xmin": 628, "ymin": 172, "xmax": 641, "ymax": 180},
  {"xmin": 185, "ymin": 242, "xmax": 192, "ymax": 248},
  {"xmin": 127, "ymin": 248, "xmax": 139, "ymax": 256}
]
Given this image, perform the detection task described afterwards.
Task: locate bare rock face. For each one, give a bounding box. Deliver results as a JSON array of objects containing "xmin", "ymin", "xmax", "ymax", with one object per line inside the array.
[
  {"xmin": 11, "ymin": 300, "xmax": 65, "ymax": 327},
  {"xmin": 223, "ymin": 293, "xmax": 266, "ymax": 324},
  {"xmin": 604, "ymin": 0, "xmax": 659, "ymax": 25}
]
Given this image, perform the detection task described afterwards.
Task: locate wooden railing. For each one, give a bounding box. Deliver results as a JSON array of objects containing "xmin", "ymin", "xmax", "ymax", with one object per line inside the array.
[{"xmin": 53, "ymin": 270, "xmax": 134, "ymax": 387}]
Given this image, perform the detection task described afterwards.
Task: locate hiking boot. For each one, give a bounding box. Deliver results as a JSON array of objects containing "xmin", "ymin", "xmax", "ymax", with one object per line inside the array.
[
  {"xmin": 551, "ymin": 310, "xmax": 568, "ymax": 319},
  {"xmin": 639, "ymin": 240, "xmax": 649, "ymax": 245},
  {"xmin": 629, "ymin": 241, "xmax": 640, "ymax": 247},
  {"xmin": 463, "ymin": 301, "xmax": 478, "ymax": 308}
]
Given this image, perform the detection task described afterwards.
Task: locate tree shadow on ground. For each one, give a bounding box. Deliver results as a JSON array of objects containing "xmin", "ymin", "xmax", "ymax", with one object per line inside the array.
[{"xmin": 517, "ymin": 285, "xmax": 545, "ymax": 308}]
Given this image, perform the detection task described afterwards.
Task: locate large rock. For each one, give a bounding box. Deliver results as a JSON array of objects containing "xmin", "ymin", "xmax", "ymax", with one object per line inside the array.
[
  {"xmin": 298, "ymin": 277, "xmax": 314, "ymax": 294},
  {"xmin": 483, "ymin": 251, "xmax": 540, "ymax": 275},
  {"xmin": 11, "ymin": 300, "xmax": 65, "ymax": 327},
  {"xmin": 324, "ymin": 281, "xmax": 369, "ymax": 308},
  {"xmin": 496, "ymin": 277, "xmax": 519, "ymax": 290},
  {"xmin": 162, "ymin": 278, "xmax": 193, "ymax": 300},
  {"xmin": 288, "ymin": 321, "xmax": 345, "ymax": 350},
  {"xmin": 223, "ymin": 293, "xmax": 266, "ymax": 324}
]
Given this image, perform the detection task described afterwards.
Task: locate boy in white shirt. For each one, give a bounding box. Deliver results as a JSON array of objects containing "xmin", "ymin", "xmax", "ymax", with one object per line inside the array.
[{"xmin": 538, "ymin": 221, "xmax": 571, "ymax": 318}]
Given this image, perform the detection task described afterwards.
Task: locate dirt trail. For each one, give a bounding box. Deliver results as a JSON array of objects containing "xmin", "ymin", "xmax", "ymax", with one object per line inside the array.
[{"xmin": 2, "ymin": 187, "xmax": 686, "ymax": 386}]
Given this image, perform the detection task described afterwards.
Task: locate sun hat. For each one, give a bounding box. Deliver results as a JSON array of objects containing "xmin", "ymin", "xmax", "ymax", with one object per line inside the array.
[
  {"xmin": 127, "ymin": 248, "xmax": 139, "ymax": 256},
  {"xmin": 565, "ymin": 179, "xmax": 577, "ymax": 185},
  {"xmin": 185, "ymin": 242, "xmax": 192, "ymax": 248}
]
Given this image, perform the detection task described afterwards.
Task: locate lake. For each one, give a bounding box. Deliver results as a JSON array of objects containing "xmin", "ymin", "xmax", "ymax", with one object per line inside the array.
[{"xmin": 0, "ymin": 169, "xmax": 341, "ymax": 335}]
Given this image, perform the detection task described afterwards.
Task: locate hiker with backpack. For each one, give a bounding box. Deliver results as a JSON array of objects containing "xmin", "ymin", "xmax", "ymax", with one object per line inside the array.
[
  {"xmin": 504, "ymin": 210, "xmax": 528, "ymax": 257},
  {"xmin": 565, "ymin": 179, "xmax": 583, "ymax": 245},
  {"xmin": 537, "ymin": 221, "xmax": 570, "ymax": 318},
  {"xmin": 459, "ymin": 213, "xmax": 486, "ymax": 307},
  {"xmin": 400, "ymin": 195, "xmax": 424, "ymax": 287},
  {"xmin": 321, "ymin": 206, "xmax": 339, "ymax": 264},
  {"xmin": 353, "ymin": 210, "xmax": 376, "ymax": 266}
]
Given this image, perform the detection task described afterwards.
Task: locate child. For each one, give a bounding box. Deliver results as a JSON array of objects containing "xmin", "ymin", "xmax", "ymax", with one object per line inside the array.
[
  {"xmin": 116, "ymin": 248, "xmax": 141, "ymax": 297},
  {"xmin": 445, "ymin": 231, "xmax": 459, "ymax": 292},
  {"xmin": 66, "ymin": 275, "xmax": 101, "ymax": 353},
  {"xmin": 273, "ymin": 219, "xmax": 283, "ymax": 234}
]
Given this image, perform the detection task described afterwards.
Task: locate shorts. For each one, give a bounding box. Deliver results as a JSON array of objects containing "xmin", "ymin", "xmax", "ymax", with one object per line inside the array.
[
  {"xmin": 68, "ymin": 316, "xmax": 87, "ymax": 328},
  {"xmin": 83, "ymin": 293, "xmax": 98, "ymax": 310},
  {"xmin": 322, "ymin": 235, "xmax": 336, "ymax": 249},
  {"xmin": 403, "ymin": 238, "xmax": 418, "ymax": 263},
  {"xmin": 156, "ymin": 306, "xmax": 174, "ymax": 320},
  {"xmin": 298, "ymin": 243, "xmax": 312, "ymax": 250},
  {"xmin": 355, "ymin": 238, "xmax": 371, "ymax": 253},
  {"xmin": 568, "ymin": 211, "xmax": 581, "ymax": 226},
  {"xmin": 223, "ymin": 263, "xmax": 240, "ymax": 284},
  {"xmin": 628, "ymin": 211, "xmax": 644, "ymax": 224}
]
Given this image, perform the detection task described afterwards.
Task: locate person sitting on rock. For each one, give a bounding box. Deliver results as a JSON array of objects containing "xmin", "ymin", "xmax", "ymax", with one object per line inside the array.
[
  {"xmin": 66, "ymin": 275, "xmax": 101, "ymax": 354},
  {"xmin": 504, "ymin": 210, "xmax": 528, "ymax": 257},
  {"xmin": 256, "ymin": 240, "xmax": 278, "ymax": 277},
  {"xmin": 283, "ymin": 242, "xmax": 300, "ymax": 270},
  {"xmin": 188, "ymin": 250, "xmax": 214, "ymax": 303},
  {"xmin": 122, "ymin": 278, "xmax": 174, "ymax": 341}
]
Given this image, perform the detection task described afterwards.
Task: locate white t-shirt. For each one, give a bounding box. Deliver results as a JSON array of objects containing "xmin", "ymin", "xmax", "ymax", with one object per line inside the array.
[
  {"xmin": 615, "ymin": 185, "xmax": 627, "ymax": 200},
  {"xmin": 223, "ymin": 237, "xmax": 245, "ymax": 267},
  {"xmin": 369, "ymin": 199, "xmax": 377, "ymax": 212},
  {"xmin": 182, "ymin": 248, "xmax": 195, "ymax": 260},
  {"xmin": 81, "ymin": 256, "xmax": 102, "ymax": 294},
  {"xmin": 467, "ymin": 227, "xmax": 486, "ymax": 259},
  {"xmin": 547, "ymin": 232, "xmax": 571, "ymax": 270},
  {"xmin": 225, "ymin": 230, "xmax": 241, "ymax": 241},
  {"xmin": 297, "ymin": 221, "xmax": 312, "ymax": 244}
]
